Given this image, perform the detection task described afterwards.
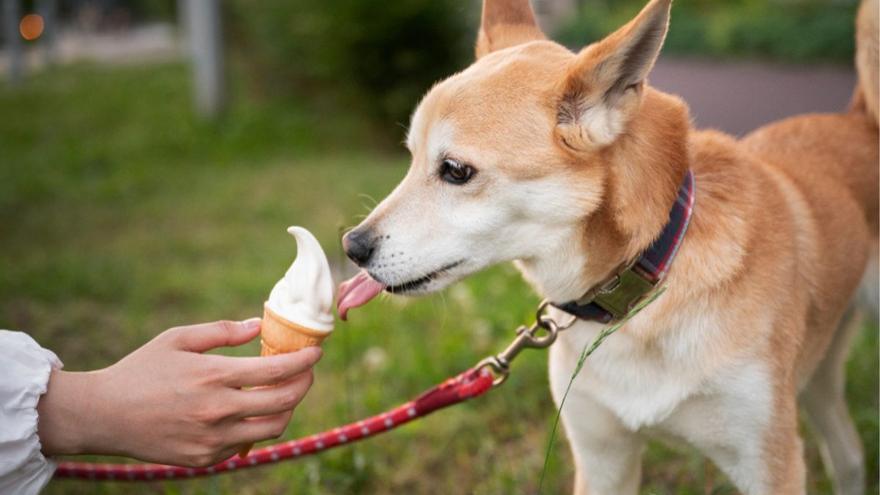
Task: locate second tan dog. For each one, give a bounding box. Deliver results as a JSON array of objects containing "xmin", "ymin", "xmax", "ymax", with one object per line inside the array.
[{"xmin": 338, "ymin": 0, "xmax": 879, "ymax": 492}]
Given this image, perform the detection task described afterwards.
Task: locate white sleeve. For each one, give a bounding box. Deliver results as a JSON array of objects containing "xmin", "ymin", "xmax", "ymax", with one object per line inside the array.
[{"xmin": 0, "ymin": 330, "xmax": 64, "ymax": 495}]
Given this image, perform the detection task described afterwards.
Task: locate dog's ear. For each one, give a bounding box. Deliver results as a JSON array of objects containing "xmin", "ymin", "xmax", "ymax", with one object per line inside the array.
[
  {"xmin": 555, "ymin": 0, "xmax": 671, "ymax": 150},
  {"xmin": 476, "ymin": 0, "xmax": 546, "ymax": 59}
]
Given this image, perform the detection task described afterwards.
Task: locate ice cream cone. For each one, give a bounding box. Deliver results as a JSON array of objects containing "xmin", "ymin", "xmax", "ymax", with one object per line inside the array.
[
  {"xmin": 260, "ymin": 303, "xmax": 329, "ymax": 356},
  {"xmin": 240, "ymin": 226, "xmax": 334, "ymax": 458}
]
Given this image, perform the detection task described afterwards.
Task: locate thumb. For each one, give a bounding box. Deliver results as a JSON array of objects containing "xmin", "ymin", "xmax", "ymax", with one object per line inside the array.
[{"xmin": 169, "ymin": 318, "xmax": 261, "ymax": 353}]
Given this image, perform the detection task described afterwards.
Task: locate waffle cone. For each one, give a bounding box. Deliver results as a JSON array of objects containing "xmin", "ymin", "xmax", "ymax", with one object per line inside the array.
[{"xmin": 260, "ymin": 303, "xmax": 330, "ymax": 355}]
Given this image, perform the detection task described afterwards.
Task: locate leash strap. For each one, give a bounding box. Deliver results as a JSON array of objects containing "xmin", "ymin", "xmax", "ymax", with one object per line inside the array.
[
  {"xmin": 53, "ymin": 367, "xmax": 494, "ymax": 481},
  {"xmin": 555, "ymin": 170, "xmax": 695, "ymax": 322}
]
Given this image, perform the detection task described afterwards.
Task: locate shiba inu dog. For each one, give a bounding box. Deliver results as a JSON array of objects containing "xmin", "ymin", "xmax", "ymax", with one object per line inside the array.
[{"xmin": 336, "ymin": 0, "xmax": 879, "ymax": 493}]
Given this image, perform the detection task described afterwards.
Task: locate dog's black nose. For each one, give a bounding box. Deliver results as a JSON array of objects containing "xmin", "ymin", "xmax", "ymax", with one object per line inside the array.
[{"xmin": 343, "ymin": 228, "xmax": 376, "ymax": 266}]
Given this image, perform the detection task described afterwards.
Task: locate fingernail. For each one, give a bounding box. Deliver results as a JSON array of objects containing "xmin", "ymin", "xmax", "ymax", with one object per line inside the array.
[{"xmin": 242, "ymin": 318, "xmax": 261, "ymax": 331}]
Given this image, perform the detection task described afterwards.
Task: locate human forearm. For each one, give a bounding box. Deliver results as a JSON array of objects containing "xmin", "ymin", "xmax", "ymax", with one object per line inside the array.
[
  {"xmin": 34, "ymin": 320, "xmax": 321, "ymax": 466},
  {"xmin": 37, "ymin": 369, "xmax": 110, "ymax": 457}
]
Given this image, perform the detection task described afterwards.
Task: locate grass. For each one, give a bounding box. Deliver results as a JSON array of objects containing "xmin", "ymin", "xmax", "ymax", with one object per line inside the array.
[{"xmin": 1, "ymin": 62, "xmax": 876, "ymax": 494}]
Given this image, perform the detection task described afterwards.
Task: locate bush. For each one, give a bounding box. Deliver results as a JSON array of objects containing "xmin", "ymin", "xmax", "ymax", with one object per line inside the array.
[
  {"xmin": 227, "ymin": 0, "xmax": 474, "ymax": 142},
  {"xmin": 722, "ymin": 5, "xmax": 856, "ymax": 62},
  {"xmin": 556, "ymin": 0, "xmax": 858, "ymax": 63}
]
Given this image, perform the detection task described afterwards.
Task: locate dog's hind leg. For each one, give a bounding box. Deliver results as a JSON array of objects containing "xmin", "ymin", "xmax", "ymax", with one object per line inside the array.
[{"xmin": 800, "ymin": 307, "xmax": 866, "ymax": 495}]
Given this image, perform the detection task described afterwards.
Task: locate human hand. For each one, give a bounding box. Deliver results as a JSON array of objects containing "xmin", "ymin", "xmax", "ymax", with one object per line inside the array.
[{"xmin": 37, "ymin": 318, "xmax": 322, "ymax": 467}]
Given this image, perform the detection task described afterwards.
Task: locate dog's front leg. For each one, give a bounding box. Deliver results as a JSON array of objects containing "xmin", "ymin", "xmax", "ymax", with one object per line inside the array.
[
  {"xmin": 548, "ymin": 345, "xmax": 645, "ymax": 495},
  {"xmin": 758, "ymin": 389, "xmax": 807, "ymax": 495}
]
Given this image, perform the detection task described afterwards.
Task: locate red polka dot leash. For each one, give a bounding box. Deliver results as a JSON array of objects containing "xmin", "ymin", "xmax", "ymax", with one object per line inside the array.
[{"xmin": 53, "ymin": 302, "xmax": 579, "ymax": 482}]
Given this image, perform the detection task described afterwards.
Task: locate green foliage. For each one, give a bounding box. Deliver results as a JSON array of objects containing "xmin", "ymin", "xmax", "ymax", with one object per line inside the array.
[
  {"xmin": 125, "ymin": 0, "xmax": 176, "ymax": 21},
  {"xmin": 557, "ymin": 0, "xmax": 858, "ymax": 63},
  {"xmin": 226, "ymin": 0, "xmax": 473, "ymax": 141},
  {"xmin": 2, "ymin": 63, "xmax": 877, "ymax": 494}
]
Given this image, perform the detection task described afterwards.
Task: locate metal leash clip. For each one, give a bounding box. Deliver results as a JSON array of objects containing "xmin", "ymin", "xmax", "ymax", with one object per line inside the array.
[{"xmin": 477, "ymin": 300, "xmax": 577, "ymax": 386}]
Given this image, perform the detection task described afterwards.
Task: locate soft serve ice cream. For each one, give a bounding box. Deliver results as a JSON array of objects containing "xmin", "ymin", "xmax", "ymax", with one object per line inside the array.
[
  {"xmin": 266, "ymin": 226, "xmax": 335, "ymax": 332},
  {"xmin": 260, "ymin": 226, "xmax": 335, "ymax": 355}
]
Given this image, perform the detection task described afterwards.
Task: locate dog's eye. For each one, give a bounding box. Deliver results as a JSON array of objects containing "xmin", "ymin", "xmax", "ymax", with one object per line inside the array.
[{"xmin": 439, "ymin": 159, "xmax": 475, "ymax": 185}]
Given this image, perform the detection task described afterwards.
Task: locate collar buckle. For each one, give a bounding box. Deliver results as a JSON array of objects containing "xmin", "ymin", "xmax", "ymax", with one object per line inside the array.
[{"xmin": 576, "ymin": 261, "xmax": 658, "ymax": 322}]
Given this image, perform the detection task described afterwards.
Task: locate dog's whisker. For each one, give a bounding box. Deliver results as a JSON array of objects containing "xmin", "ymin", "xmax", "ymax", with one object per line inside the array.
[{"xmin": 357, "ymin": 193, "xmax": 379, "ymax": 210}]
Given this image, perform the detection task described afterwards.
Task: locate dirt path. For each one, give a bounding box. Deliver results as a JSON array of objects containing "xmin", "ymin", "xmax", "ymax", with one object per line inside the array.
[{"xmin": 652, "ymin": 57, "xmax": 857, "ymax": 136}]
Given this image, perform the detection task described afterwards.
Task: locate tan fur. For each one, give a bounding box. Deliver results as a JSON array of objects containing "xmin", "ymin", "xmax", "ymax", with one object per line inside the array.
[
  {"xmin": 854, "ymin": 0, "xmax": 879, "ymax": 123},
  {"xmin": 475, "ymin": 0, "xmax": 546, "ymax": 58},
  {"xmin": 348, "ymin": 0, "xmax": 879, "ymax": 492}
]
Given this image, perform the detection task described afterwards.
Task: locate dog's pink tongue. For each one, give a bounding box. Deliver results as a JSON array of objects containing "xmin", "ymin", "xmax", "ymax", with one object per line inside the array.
[{"xmin": 336, "ymin": 270, "xmax": 386, "ymax": 321}]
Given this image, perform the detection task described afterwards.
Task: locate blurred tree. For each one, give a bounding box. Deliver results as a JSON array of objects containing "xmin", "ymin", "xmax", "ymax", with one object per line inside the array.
[
  {"xmin": 185, "ymin": 0, "xmax": 226, "ymax": 118},
  {"xmin": 2, "ymin": 0, "xmax": 23, "ymax": 85},
  {"xmin": 227, "ymin": 0, "xmax": 473, "ymax": 142},
  {"xmin": 37, "ymin": 0, "xmax": 57, "ymax": 65}
]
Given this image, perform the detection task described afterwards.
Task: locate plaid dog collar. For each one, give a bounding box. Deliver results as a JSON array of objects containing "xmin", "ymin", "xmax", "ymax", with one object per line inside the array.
[{"xmin": 554, "ymin": 170, "xmax": 696, "ymax": 323}]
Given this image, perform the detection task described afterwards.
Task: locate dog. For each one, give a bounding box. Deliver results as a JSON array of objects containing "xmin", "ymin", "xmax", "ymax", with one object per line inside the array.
[{"xmin": 337, "ymin": 0, "xmax": 879, "ymax": 493}]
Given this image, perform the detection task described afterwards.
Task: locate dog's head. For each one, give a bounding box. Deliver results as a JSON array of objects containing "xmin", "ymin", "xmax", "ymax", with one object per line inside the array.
[{"xmin": 339, "ymin": 0, "xmax": 689, "ymax": 315}]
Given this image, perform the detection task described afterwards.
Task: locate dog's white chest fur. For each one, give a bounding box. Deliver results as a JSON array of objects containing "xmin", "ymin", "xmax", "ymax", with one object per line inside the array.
[
  {"xmin": 547, "ymin": 307, "xmax": 772, "ymax": 431},
  {"xmin": 551, "ymin": 318, "xmax": 703, "ymax": 429}
]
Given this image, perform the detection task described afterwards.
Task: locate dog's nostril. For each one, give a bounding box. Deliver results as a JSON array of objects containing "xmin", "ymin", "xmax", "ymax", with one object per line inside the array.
[{"xmin": 343, "ymin": 228, "xmax": 376, "ymax": 266}]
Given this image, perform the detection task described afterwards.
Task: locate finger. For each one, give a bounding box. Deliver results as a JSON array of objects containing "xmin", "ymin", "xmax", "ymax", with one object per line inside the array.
[
  {"xmin": 233, "ymin": 371, "xmax": 314, "ymax": 418},
  {"xmin": 218, "ymin": 347, "xmax": 322, "ymax": 388},
  {"xmin": 227, "ymin": 410, "xmax": 295, "ymax": 446},
  {"xmin": 168, "ymin": 318, "xmax": 261, "ymax": 353},
  {"xmin": 196, "ymin": 446, "xmax": 243, "ymax": 468}
]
